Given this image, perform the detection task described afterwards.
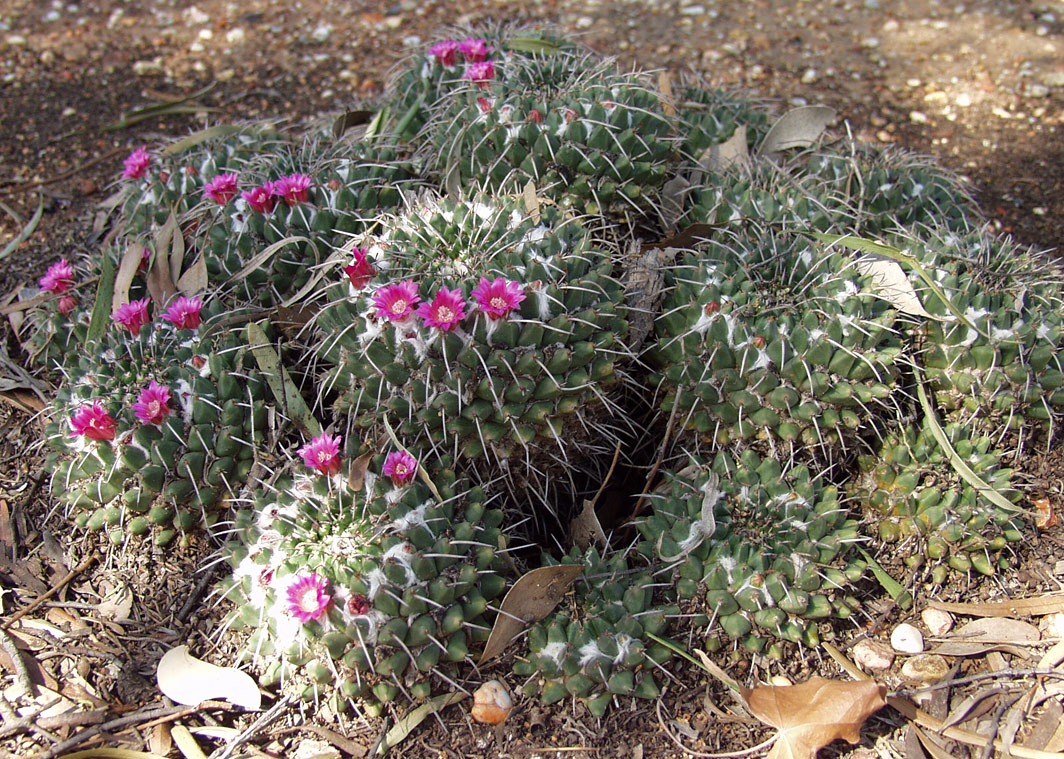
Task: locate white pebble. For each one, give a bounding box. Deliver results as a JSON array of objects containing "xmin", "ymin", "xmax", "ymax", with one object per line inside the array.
[
  {"xmin": 921, "ymin": 608, "xmax": 953, "ymax": 636},
  {"xmin": 1041, "ymin": 612, "xmax": 1064, "ymax": 638},
  {"xmin": 312, "ymin": 24, "xmax": 333, "ymax": 42},
  {"xmin": 184, "ymin": 5, "xmax": 209, "ymax": 25},
  {"xmin": 576, "ymin": 16, "xmax": 594, "ymax": 29},
  {"xmin": 680, "ymin": 5, "xmax": 706, "ymax": 15},
  {"xmin": 891, "ymin": 623, "xmax": 925, "ymax": 654},
  {"xmin": 955, "ymin": 93, "xmax": 972, "ymax": 107},
  {"xmin": 853, "ymin": 639, "xmax": 895, "ymax": 671},
  {"xmin": 225, "ymin": 28, "xmax": 245, "ymax": 43},
  {"xmin": 901, "ymin": 654, "xmax": 949, "ymax": 683},
  {"xmin": 909, "ymin": 111, "xmax": 929, "ymax": 124},
  {"xmin": 801, "ymin": 68, "xmax": 818, "ymax": 84}
]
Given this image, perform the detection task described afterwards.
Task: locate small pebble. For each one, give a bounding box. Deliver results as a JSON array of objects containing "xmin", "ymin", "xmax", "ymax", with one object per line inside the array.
[
  {"xmin": 1026, "ymin": 83, "xmax": 1050, "ymax": 98},
  {"xmin": 910, "ymin": 110, "xmax": 929, "ymax": 124},
  {"xmin": 921, "ymin": 607, "xmax": 953, "ymax": 636},
  {"xmin": 312, "ymin": 24, "xmax": 333, "ymax": 42},
  {"xmin": 1040, "ymin": 612, "xmax": 1064, "ymax": 638},
  {"xmin": 901, "ymin": 654, "xmax": 949, "ymax": 683},
  {"xmin": 472, "ymin": 680, "xmax": 512, "ymax": 725},
  {"xmin": 184, "ymin": 5, "xmax": 209, "ymax": 25},
  {"xmin": 1043, "ymin": 72, "xmax": 1064, "ymax": 87},
  {"xmin": 801, "ymin": 68, "xmax": 818, "ymax": 84},
  {"xmin": 853, "ymin": 639, "xmax": 895, "ymax": 671},
  {"xmin": 891, "ymin": 623, "xmax": 925, "ymax": 653},
  {"xmin": 955, "ymin": 93, "xmax": 972, "ymax": 107},
  {"xmin": 576, "ymin": 16, "xmax": 594, "ymax": 29},
  {"xmin": 225, "ymin": 28, "xmax": 245, "ymax": 43},
  {"xmin": 680, "ymin": 5, "xmax": 706, "ymax": 16},
  {"xmin": 769, "ymin": 675, "xmax": 792, "ymax": 686}
]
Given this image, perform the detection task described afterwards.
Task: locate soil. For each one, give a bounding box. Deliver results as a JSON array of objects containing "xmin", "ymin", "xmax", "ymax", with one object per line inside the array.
[{"xmin": 1, "ymin": 1, "xmax": 1064, "ymax": 758}]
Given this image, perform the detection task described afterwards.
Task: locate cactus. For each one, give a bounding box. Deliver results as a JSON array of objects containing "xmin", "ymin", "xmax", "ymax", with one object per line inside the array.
[
  {"xmin": 646, "ymin": 224, "xmax": 903, "ymax": 458},
  {"xmin": 850, "ymin": 419, "xmax": 1025, "ymax": 583},
  {"xmin": 44, "ymin": 305, "xmax": 275, "ymax": 546},
  {"xmin": 314, "ymin": 194, "xmax": 634, "ymax": 508},
  {"xmin": 635, "ymin": 450, "xmax": 866, "ymax": 654},
  {"xmin": 222, "ymin": 457, "xmax": 509, "ymax": 714}
]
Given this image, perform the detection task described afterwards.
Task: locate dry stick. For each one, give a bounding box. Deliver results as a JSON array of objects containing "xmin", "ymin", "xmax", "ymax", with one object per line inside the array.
[
  {"xmin": 0, "ymin": 627, "xmax": 33, "ymax": 697},
  {"xmin": 3, "ymin": 553, "xmax": 96, "ymax": 630},
  {"xmin": 27, "ymin": 702, "xmax": 232, "ymax": 759},
  {"xmin": 0, "ymin": 698, "xmax": 62, "ymax": 740},
  {"xmin": 631, "ymin": 386, "xmax": 682, "ymax": 519},
  {"xmin": 270, "ymin": 724, "xmax": 366, "ymax": 757},
  {"xmin": 0, "ymin": 148, "xmax": 126, "ymax": 195},
  {"xmin": 890, "ymin": 668, "xmax": 1064, "ymax": 698},
  {"xmin": 207, "ymin": 695, "xmax": 293, "ymax": 759}
]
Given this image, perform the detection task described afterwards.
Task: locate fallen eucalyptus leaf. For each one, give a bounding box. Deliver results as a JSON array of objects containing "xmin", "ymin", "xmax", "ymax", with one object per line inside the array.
[
  {"xmin": 759, "ymin": 106, "xmax": 836, "ymax": 156},
  {"xmin": 332, "ymin": 109, "xmax": 374, "ymax": 140},
  {"xmin": 699, "ymin": 125, "xmax": 750, "ymax": 174},
  {"xmin": 375, "ymin": 692, "xmax": 465, "ymax": 756},
  {"xmin": 156, "ymin": 645, "xmax": 261, "ymax": 710},
  {"xmin": 146, "ymin": 211, "xmax": 180, "ymax": 310},
  {"xmin": 742, "ymin": 677, "xmax": 887, "ymax": 759},
  {"xmin": 570, "ymin": 499, "xmax": 607, "ymax": 550},
  {"xmin": 479, "ymin": 564, "xmax": 584, "ymax": 664},
  {"xmin": 171, "ymin": 724, "xmax": 208, "ymax": 759},
  {"xmin": 933, "ymin": 617, "xmax": 1040, "ymax": 656},
  {"xmin": 348, "ymin": 451, "xmax": 374, "ymax": 491},
  {"xmin": 112, "ymin": 243, "xmax": 146, "ymax": 312},
  {"xmin": 97, "ymin": 582, "xmax": 133, "ymax": 620},
  {"xmin": 927, "ymin": 595, "xmax": 1064, "ymax": 618},
  {"xmin": 853, "ymin": 254, "xmax": 933, "ymax": 318},
  {"xmin": 175, "ymin": 253, "xmax": 207, "ymax": 296}
]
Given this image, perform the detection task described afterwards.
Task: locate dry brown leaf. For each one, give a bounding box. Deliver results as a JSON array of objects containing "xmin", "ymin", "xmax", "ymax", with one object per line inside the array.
[
  {"xmin": 150, "ymin": 723, "xmax": 173, "ymax": 756},
  {"xmin": 933, "ymin": 617, "xmax": 1040, "ymax": 656},
  {"xmin": 176, "ymin": 253, "xmax": 208, "ymax": 295},
  {"xmin": 570, "ymin": 499, "xmax": 606, "ymax": 550},
  {"xmin": 478, "ymin": 564, "xmax": 584, "ymax": 664},
  {"xmin": 741, "ymin": 677, "xmax": 887, "ymax": 759},
  {"xmin": 347, "ymin": 451, "xmax": 374, "ymax": 492},
  {"xmin": 112, "ymin": 242, "xmax": 146, "ymax": 312},
  {"xmin": 928, "ymin": 596, "xmax": 1064, "ymax": 618}
]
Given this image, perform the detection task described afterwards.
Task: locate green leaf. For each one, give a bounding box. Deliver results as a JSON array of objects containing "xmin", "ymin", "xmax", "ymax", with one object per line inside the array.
[
  {"xmin": 856, "ymin": 548, "xmax": 912, "ymax": 610},
  {"xmin": 86, "ymin": 247, "xmax": 117, "ymax": 344},
  {"xmin": 0, "ymin": 193, "xmax": 43, "ymax": 261},
  {"xmin": 247, "ymin": 321, "xmax": 321, "ymax": 438},
  {"xmin": 364, "ymin": 106, "xmax": 389, "ymax": 140},
  {"xmin": 913, "ymin": 367, "xmax": 1023, "ymax": 517},
  {"xmin": 375, "ymin": 692, "xmax": 466, "ymax": 756},
  {"xmin": 504, "ymin": 37, "xmax": 563, "ymax": 54}
]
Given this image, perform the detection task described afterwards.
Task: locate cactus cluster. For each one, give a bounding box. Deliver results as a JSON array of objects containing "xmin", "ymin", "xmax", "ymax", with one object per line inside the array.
[{"xmin": 25, "ymin": 24, "xmax": 1064, "ymax": 719}]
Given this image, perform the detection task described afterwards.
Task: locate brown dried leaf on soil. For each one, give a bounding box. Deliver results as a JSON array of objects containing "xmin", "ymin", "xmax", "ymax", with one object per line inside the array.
[
  {"xmin": 479, "ymin": 564, "xmax": 583, "ymax": 664},
  {"xmin": 740, "ymin": 677, "xmax": 887, "ymax": 759}
]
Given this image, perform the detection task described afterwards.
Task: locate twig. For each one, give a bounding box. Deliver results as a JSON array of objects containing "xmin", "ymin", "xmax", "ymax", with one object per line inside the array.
[
  {"xmin": 0, "ymin": 627, "xmax": 33, "ymax": 697},
  {"xmin": 27, "ymin": 702, "xmax": 229, "ymax": 759},
  {"xmin": 0, "ymin": 697, "xmax": 61, "ymax": 741},
  {"xmin": 270, "ymin": 723, "xmax": 366, "ymax": 757},
  {"xmin": 631, "ymin": 386, "xmax": 682, "ymax": 519},
  {"xmin": 176, "ymin": 564, "xmax": 222, "ymax": 623},
  {"xmin": 3, "ymin": 553, "xmax": 96, "ymax": 630},
  {"xmin": 207, "ymin": 695, "xmax": 293, "ymax": 759},
  {"xmin": 587, "ymin": 442, "xmax": 622, "ymax": 509},
  {"xmin": 0, "ymin": 148, "xmax": 126, "ymax": 195},
  {"xmin": 890, "ymin": 668, "xmax": 1064, "ymax": 698}
]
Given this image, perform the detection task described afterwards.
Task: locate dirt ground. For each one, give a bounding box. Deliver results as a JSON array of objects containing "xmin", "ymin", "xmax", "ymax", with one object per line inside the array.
[{"xmin": 1, "ymin": 0, "xmax": 1064, "ymax": 757}]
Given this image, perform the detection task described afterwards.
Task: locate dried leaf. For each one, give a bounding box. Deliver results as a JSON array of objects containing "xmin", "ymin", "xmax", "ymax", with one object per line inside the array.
[
  {"xmin": 479, "ymin": 564, "xmax": 584, "ymax": 664},
  {"xmin": 348, "ymin": 451, "xmax": 374, "ymax": 491},
  {"xmin": 570, "ymin": 499, "xmax": 606, "ymax": 550},
  {"xmin": 149, "ymin": 723, "xmax": 173, "ymax": 756},
  {"xmin": 658, "ymin": 71, "xmax": 676, "ymax": 118},
  {"xmin": 162, "ymin": 124, "xmax": 245, "ymax": 156},
  {"xmin": 112, "ymin": 243, "xmax": 146, "ymax": 312},
  {"xmin": 176, "ymin": 254, "xmax": 208, "ymax": 295},
  {"xmin": 699, "ymin": 125, "xmax": 750, "ymax": 174},
  {"xmin": 146, "ymin": 211, "xmax": 180, "ymax": 310},
  {"xmin": 156, "ymin": 645, "xmax": 261, "ymax": 710},
  {"xmin": 759, "ymin": 106, "xmax": 836, "ymax": 156},
  {"xmin": 332, "ymin": 109, "xmax": 374, "ymax": 140},
  {"xmin": 660, "ymin": 175, "xmax": 689, "ymax": 232},
  {"xmin": 98, "ymin": 582, "xmax": 133, "ymax": 620},
  {"xmin": 741, "ymin": 677, "xmax": 887, "ymax": 759},
  {"xmin": 1033, "ymin": 496, "xmax": 1056, "ymax": 530},
  {"xmin": 171, "ymin": 724, "xmax": 208, "ymax": 759},
  {"xmin": 53, "ymin": 749, "xmax": 169, "ymax": 759},
  {"xmin": 375, "ymin": 692, "xmax": 465, "ymax": 756},
  {"xmin": 0, "ymin": 193, "xmax": 43, "ymax": 261},
  {"xmin": 522, "ymin": 180, "xmax": 541, "ymax": 224},
  {"xmin": 657, "ymin": 471, "xmax": 719, "ymax": 562},
  {"xmin": 933, "ymin": 617, "xmax": 1040, "ymax": 656},
  {"xmin": 927, "ymin": 595, "xmax": 1064, "ymax": 618},
  {"xmin": 222, "ymin": 236, "xmax": 316, "ymax": 286},
  {"xmin": 853, "ymin": 254, "xmax": 933, "ymax": 318},
  {"xmin": 169, "ymin": 220, "xmax": 185, "ymax": 286}
]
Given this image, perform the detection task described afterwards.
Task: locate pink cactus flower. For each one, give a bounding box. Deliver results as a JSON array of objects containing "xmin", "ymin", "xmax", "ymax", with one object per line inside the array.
[
  {"xmin": 299, "ymin": 433, "xmax": 342, "ymax": 476},
  {"xmin": 286, "ymin": 573, "xmax": 331, "ymax": 623},
  {"xmin": 69, "ymin": 400, "xmax": 117, "ymax": 442},
  {"xmin": 58, "ymin": 296, "xmax": 77, "ymax": 315},
  {"xmin": 458, "ymin": 37, "xmax": 492, "ymax": 63},
  {"xmin": 382, "ymin": 450, "xmax": 417, "ymax": 486},
  {"xmin": 203, "ymin": 173, "xmax": 239, "ymax": 205},
  {"xmin": 122, "ymin": 146, "xmax": 151, "ymax": 179},
  {"xmin": 162, "ymin": 296, "xmax": 203, "ymax": 330},
  {"xmin": 241, "ymin": 183, "xmax": 276, "ymax": 214},
  {"xmin": 343, "ymin": 247, "xmax": 375, "ymax": 290},
  {"xmin": 417, "ymin": 286, "xmax": 466, "ymax": 331},
  {"xmin": 132, "ymin": 381, "xmax": 172, "ymax": 425},
  {"xmin": 39, "ymin": 259, "xmax": 74, "ymax": 294},
  {"xmin": 463, "ymin": 61, "xmax": 495, "ymax": 86},
  {"xmin": 112, "ymin": 298, "xmax": 151, "ymax": 335},
  {"xmin": 373, "ymin": 280, "xmax": 421, "ymax": 322},
  {"xmin": 471, "ymin": 277, "xmax": 525, "ymax": 320},
  {"xmin": 429, "ymin": 39, "xmax": 460, "ymax": 67},
  {"xmin": 272, "ymin": 174, "xmax": 312, "ymax": 206}
]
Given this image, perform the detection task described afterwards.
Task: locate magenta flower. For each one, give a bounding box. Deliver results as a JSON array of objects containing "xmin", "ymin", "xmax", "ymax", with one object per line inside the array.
[
  {"xmin": 39, "ymin": 259, "xmax": 74, "ymax": 294},
  {"xmin": 58, "ymin": 296, "xmax": 77, "ymax": 315},
  {"xmin": 162, "ymin": 296, "xmax": 203, "ymax": 330},
  {"xmin": 471, "ymin": 277, "xmax": 525, "ymax": 320},
  {"xmin": 417, "ymin": 286, "xmax": 466, "ymax": 331},
  {"xmin": 382, "ymin": 450, "xmax": 417, "ymax": 486},
  {"xmin": 203, "ymin": 173, "xmax": 239, "ymax": 205},
  {"xmin": 241, "ymin": 183, "xmax": 276, "ymax": 214},
  {"xmin": 132, "ymin": 381, "xmax": 172, "ymax": 425},
  {"xmin": 272, "ymin": 174, "xmax": 312, "ymax": 206},
  {"xmin": 286, "ymin": 573, "xmax": 331, "ymax": 624},
  {"xmin": 373, "ymin": 280, "xmax": 421, "ymax": 322},
  {"xmin": 463, "ymin": 61, "xmax": 495, "ymax": 86},
  {"xmin": 458, "ymin": 37, "xmax": 492, "ymax": 62},
  {"xmin": 299, "ymin": 433, "xmax": 342, "ymax": 476},
  {"xmin": 343, "ymin": 247, "xmax": 375, "ymax": 290},
  {"xmin": 122, "ymin": 146, "xmax": 151, "ymax": 179},
  {"xmin": 69, "ymin": 400, "xmax": 117, "ymax": 442},
  {"xmin": 429, "ymin": 39, "xmax": 459, "ymax": 67},
  {"xmin": 112, "ymin": 298, "xmax": 151, "ymax": 335}
]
